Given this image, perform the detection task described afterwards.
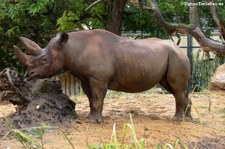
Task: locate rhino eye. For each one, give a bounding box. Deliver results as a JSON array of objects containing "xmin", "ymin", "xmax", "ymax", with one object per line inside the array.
[
  {"xmin": 43, "ymin": 58, "xmax": 47, "ymax": 62},
  {"xmin": 42, "ymin": 57, "xmax": 48, "ymax": 62}
]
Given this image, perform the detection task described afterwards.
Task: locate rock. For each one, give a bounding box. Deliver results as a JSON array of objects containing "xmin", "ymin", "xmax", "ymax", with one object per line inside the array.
[{"xmin": 209, "ymin": 64, "xmax": 225, "ymax": 91}]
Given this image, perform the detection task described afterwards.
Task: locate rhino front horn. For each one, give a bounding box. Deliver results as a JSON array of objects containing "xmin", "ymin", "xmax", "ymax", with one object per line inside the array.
[
  {"xmin": 19, "ymin": 37, "xmax": 42, "ymax": 56},
  {"xmin": 13, "ymin": 45, "xmax": 32, "ymax": 67}
]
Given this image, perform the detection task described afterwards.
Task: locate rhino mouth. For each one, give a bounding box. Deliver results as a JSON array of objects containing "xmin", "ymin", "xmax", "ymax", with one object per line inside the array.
[
  {"xmin": 23, "ymin": 70, "xmax": 38, "ymax": 81},
  {"xmin": 23, "ymin": 71, "xmax": 36, "ymax": 81},
  {"xmin": 25, "ymin": 70, "xmax": 55, "ymax": 80},
  {"xmin": 23, "ymin": 69, "xmax": 41, "ymax": 80}
]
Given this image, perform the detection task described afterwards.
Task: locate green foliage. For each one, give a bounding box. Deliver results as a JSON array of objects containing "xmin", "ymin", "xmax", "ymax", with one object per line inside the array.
[
  {"xmin": 156, "ymin": 138, "xmax": 190, "ymax": 149},
  {"xmin": 123, "ymin": 5, "xmax": 166, "ymax": 38},
  {"xmin": 13, "ymin": 130, "xmax": 41, "ymax": 149},
  {"xmin": 191, "ymin": 50, "xmax": 224, "ymax": 91},
  {"xmin": 86, "ymin": 2, "xmax": 106, "ymax": 29},
  {"xmin": 29, "ymin": 0, "xmax": 54, "ymax": 15},
  {"xmin": 0, "ymin": 0, "xmax": 59, "ymax": 71},
  {"xmin": 14, "ymin": 124, "xmax": 53, "ymax": 148},
  {"xmin": 0, "ymin": 110, "xmax": 51, "ymax": 148},
  {"xmin": 56, "ymin": 0, "xmax": 87, "ymax": 31},
  {"xmin": 57, "ymin": 11, "xmax": 80, "ymax": 32},
  {"xmin": 124, "ymin": 6, "xmax": 152, "ymax": 31},
  {"xmin": 217, "ymin": 1, "xmax": 225, "ymax": 25},
  {"xmin": 196, "ymin": 0, "xmax": 225, "ymax": 28},
  {"xmin": 218, "ymin": 108, "xmax": 225, "ymax": 119},
  {"xmin": 159, "ymin": 2, "xmax": 175, "ymax": 14},
  {"xmin": 123, "ymin": 0, "xmax": 190, "ymax": 38},
  {"xmin": 159, "ymin": 0, "xmax": 189, "ymax": 23}
]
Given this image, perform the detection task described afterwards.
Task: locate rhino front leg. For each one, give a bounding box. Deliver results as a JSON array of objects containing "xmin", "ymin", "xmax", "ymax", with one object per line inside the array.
[{"xmin": 84, "ymin": 78, "xmax": 107, "ymax": 123}]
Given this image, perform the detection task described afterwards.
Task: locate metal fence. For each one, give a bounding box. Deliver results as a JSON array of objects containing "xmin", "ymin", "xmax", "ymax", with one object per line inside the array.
[{"xmin": 52, "ymin": 72, "xmax": 81, "ymax": 96}]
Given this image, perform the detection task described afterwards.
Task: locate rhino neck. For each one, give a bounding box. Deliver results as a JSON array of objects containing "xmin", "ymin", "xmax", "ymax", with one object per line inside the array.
[{"xmin": 62, "ymin": 32, "xmax": 87, "ymax": 77}]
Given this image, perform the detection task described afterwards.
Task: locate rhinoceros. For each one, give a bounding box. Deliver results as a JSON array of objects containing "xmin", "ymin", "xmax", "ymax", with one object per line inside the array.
[{"xmin": 13, "ymin": 29, "xmax": 192, "ymax": 123}]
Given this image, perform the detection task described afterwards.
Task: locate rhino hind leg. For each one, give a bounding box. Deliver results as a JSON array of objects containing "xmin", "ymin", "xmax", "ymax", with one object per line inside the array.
[
  {"xmin": 172, "ymin": 91, "xmax": 192, "ymax": 121},
  {"xmin": 159, "ymin": 76, "xmax": 173, "ymax": 93},
  {"xmin": 81, "ymin": 79, "xmax": 107, "ymax": 123},
  {"xmin": 160, "ymin": 75, "xmax": 192, "ymax": 121}
]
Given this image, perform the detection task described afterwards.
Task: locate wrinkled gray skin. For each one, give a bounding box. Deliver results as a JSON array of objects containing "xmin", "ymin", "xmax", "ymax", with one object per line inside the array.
[{"xmin": 14, "ymin": 29, "xmax": 192, "ymax": 123}]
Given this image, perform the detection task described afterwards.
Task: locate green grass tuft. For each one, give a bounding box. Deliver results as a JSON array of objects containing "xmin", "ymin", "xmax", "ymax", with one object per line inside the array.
[{"xmin": 89, "ymin": 113, "xmax": 145, "ymax": 149}]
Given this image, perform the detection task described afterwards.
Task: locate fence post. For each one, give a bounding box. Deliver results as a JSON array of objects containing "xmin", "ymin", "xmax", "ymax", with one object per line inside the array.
[{"xmin": 187, "ymin": 34, "xmax": 193, "ymax": 92}]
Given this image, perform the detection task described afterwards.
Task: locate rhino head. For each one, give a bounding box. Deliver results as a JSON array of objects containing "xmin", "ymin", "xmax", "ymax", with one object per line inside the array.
[{"xmin": 13, "ymin": 33, "xmax": 69, "ymax": 79}]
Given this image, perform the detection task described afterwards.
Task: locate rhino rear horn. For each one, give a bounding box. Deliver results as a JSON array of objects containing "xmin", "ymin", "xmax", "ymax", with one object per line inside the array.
[
  {"xmin": 13, "ymin": 45, "xmax": 33, "ymax": 67},
  {"xmin": 19, "ymin": 37, "xmax": 42, "ymax": 56}
]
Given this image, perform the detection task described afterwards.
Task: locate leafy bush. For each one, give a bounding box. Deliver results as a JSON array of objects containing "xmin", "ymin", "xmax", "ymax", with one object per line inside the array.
[{"xmin": 191, "ymin": 50, "xmax": 225, "ymax": 91}]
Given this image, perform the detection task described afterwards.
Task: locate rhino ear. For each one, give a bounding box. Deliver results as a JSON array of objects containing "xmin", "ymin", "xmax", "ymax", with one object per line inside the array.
[
  {"xmin": 13, "ymin": 45, "xmax": 33, "ymax": 67},
  {"xmin": 57, "ymin": 33, "xmax": 69, "ymax": 45},
  {"xmin": 19, "ymin": 37, "xmax": 42, "ymax": 56}
]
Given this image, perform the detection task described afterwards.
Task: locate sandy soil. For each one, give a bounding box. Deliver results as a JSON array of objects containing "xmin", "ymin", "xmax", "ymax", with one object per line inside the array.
[{"xmin": 0, "ymin": 91, "xmax": 225, "ymax": 149}]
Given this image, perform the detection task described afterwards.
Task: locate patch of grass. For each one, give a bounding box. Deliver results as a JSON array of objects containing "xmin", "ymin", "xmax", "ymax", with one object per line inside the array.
[
  {"xmin": 218, "ymin": 108, "xmax": 225, "ymax": 119},
  {"xmin": 188, "ymin": 91, "xmax": 212, "ymax": 128},
  {"xmin": 89, "ymin": 113, "xmax": 145, "ymax": 149},
  {"xmin": 70, "ymin": 95, "xmax": 83, "ymax": 104},
  {"xmin": 106, "ymin": 87, "xmax": 168, "ymax": 99},
  {"xmin": 219, "ymin": 108, "xmax": 225, "ymax": 113},
  {"xmin": 25, "ymin": 124, "xmax": 52, "ymax": 148},
  {"xmin": 156, "ymin": 138, "xmax": 197, "ymax": 149},
  {"xmin": 0, "ymin": 111, "xmax": 40, "ymax": 148},
  {"xmin": 0, "ymin": 110, "xmax": 55, "ymax": 149},
  {"xmin": 198, "ymin": 106, "xmax": 208, "ymax": 109},
  {"xmin": 106, "ymin": 90, "xmax": 129, "ymax": 98},
  {"xmin": 63, "ymin": 131, "xmax": 76, "ymax": 149},
  {"xmin": 192, "ymin": 104, "xmax": 204, "ymax": 127}
]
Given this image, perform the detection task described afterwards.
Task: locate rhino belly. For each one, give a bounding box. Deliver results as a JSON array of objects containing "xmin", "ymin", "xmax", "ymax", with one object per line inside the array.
[
  {"xmin": 108, "ymin": 71, "xmax": 165, "ymax": 93},
  {"xmin": 108, "ymin": 81, "xmax": 158, "ymax": 93}
]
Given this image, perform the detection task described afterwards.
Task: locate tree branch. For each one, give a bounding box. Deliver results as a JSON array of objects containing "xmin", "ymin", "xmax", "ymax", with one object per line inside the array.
[
  {"xmin": 139, "ymin": 0, "xmax": 225, "ymax": 55},
  {"xmin": 209, "ymin": 0, "xmax": 225, "ymax": 41},
  {"xmin": 85, "ymin": 0, "xmax": 104, "ymax": 12},
  {"xmin": 72, "ymin": 0, "xmax": 105, "ymax": 26}
]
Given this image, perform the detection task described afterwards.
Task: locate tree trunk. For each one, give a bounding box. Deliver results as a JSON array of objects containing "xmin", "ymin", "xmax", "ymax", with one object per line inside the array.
[
  {"xmin": 105, "ymin": 0, "xmax": 128, "ymax": 35},
  {"xmin": 209, "ymin": 0, "xmax": 225, "ymax": 41}
]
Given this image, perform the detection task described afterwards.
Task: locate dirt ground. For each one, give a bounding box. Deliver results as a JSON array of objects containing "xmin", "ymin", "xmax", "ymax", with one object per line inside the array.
[{"xmin": 0, "ymin": 91, "xmax": 225, "ymax": 149}]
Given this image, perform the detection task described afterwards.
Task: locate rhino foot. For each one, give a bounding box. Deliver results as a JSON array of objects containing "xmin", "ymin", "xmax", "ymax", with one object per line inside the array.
[
  {"xmin": 172, "ymin": 114, "xmax": 193, "ymax": 121},
  {"xmin": 88, "ymin": 112, "xmax": 103, "ymax": 124}
]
